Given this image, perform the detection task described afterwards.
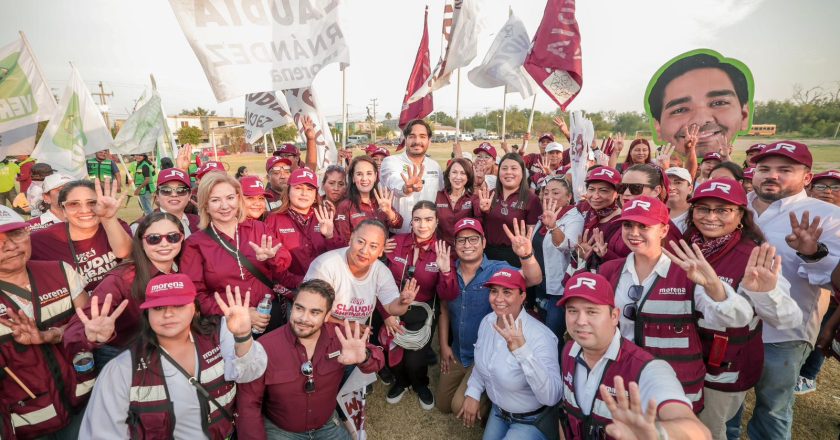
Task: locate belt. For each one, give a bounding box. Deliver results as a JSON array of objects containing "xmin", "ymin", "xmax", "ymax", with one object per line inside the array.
[{"xmin": 499, "ymin": 405, "xmax": 547, "ymax": 419}]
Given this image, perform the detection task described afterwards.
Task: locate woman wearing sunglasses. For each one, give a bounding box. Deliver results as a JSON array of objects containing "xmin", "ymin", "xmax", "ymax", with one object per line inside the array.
[
  {"xmin": 334, "ymin": 156, "xmax": 402, "ymax": 244},
  {"xmin": 64, "ymin": 212, "xmax": 186, "ymax": 367},
  {"xmin": 30, "ymin": 178, "xmax": 132, "ymax": 291},
  {"xmin": 684, "ymin": 178, "xmax": 800, "ymax": 439},
  {"xmin": 80, "ymin": 275, "xmax": 267, "ymax": 440},
  {"xmin": 130, "ymin": 168, "xmax": 199, "ymax": 237},
  {"xmin": 181, "ymin": 173, "xmax": 292, "ymax": 334},
  {"xmin": 596, "ymin": 195, "xmax": 755, "ymax": 414},
  {"xmin": 435, "ymin": 158, "xmax": 481, "ymax": 245}
]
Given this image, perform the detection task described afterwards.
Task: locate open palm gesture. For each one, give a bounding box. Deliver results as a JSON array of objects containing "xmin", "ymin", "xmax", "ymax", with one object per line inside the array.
[
  {"xmin": 215, "ymin": 285, "xmax": 252, "ymax": 337},
  {"xmin": 493, "ymin": 313, "xmax": 526, "ymax": 352},
  {"xmin": 176, "ymin": 144, "xmax": 192, "ymax": 170},
  {"xmin": 301, "ymin": 115, "xmax": 317, "ymax": 141},
  {"xmin": 336, "ymin": 320, "xmax": 371, "ymax": 365},
  {"xmin": 94, "ymin": 177, "xmax": 126, "ymax": 220},
  {"xmin": 314, "ymin": 203, "xmax": 335, "ymax": 238},
  {"xmin": 400, "ymin": 278, "xmax": 420, "ymax": 305},
  {"xmin": 248, "ymin": 234, "xmax": 283, "ymax": 261},
  {"xmin": 0, "ymin": 310, "xmax": 47, "ymax": 345},
  {"xmin": 664, "ymin": 240, "xmax": 723, "ymax": 291},
  {"xmin": 541, "ymin": 198, "xmax": 563, "ymax": 229},
  {"xmin": 503, "ymin": 220, "xmax": 534, "ymax": 259},
  {"xmin": 76, "ymin": 293, "xmax": 129, "ymax": 343},
  {"xmin": 374, "ymin": 187, "xmax": 395, "ymax": 218},
  {"xmin": 478, "ymin": 186, "xmax": 493, "ymax": 213},
  {"xmin": 742, "ymin": 243, "xmax": 782, "ymax": 292},
  {"xmin": 435, "ymin": 240, "xmax": 452, "ymax": 273},
  {"xmin": 400, "ymin": 163, "xmax": 425, "ymax": 194}
]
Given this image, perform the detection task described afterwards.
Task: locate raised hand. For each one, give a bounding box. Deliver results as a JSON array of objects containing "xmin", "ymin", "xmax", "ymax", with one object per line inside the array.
[
  {"xmin": 553, "ymin": 116, "xmax": 569, "ymax": 138},
  {"xmin": 314, "ymin": 203, "xmax": 335, "ymax": 238},
  {"xmin": 577, "ymin": 229, "xmax": 596, "ymax": 260},
  {"xmin": 742, "ymin": 243, "xmax": 782, "ymax": 292},
  {"xmin": 374, "ymin": 186, "xmax": 396, "ymax": 219},
  {"xmin": 0, "ymin": 310, "xmax": 48, "ymax": 345},
  {"xmin": 248, "ymin": 234, "xmax": 283, "ymax": 261},
  {"xmin": 493, "ymin": 313, "xmax": 526, "ymax": 352},
  {"xmin": 75, "ymin": 294, "xmax": 129, "ymax": 343},
  {"xmin": 478, "ymin": 186, "xmax": 493, "ymax": 213},
  {"xmin": 600, "ymin": 376, "xmax": 659, "ymax": 440},
  {"xmin": 664, "ymin": 240, "xmax": 725, "ymax": 297},
  {"xmin": 435, "ymin": 240, "xmax": 452, "ymax": 273},
  {"xmin": 336, "ymin": 320, "xmax": 371, "ymax": 365},
  {"xmin": 301, "ymin": 115, "xmax": 317, "ymax": 141},
  {"xmin": 176, "ymin": 144, "xmax": 192, "ymax": 170},
  {"xmin": 786, "ymin": 211, "xmax": 823, "ymax": 256},
  {"xmin": 503, "ymin": 220, "xmax": 535, "ymax": 259},
  {"xmin": 654, "ymin": 144, "xmax": 675, "ymax": 169},
  {"xmin": 538, "ymin": 155, "xmax": 553, "ymax": 175},
  {"xmin": 611, "ymin": 132, "xmax": 626, "ymax": 157},
  {"xmin": 94, "ymin": 177, "xmax": 126, "ymax": 220},
  {"xmin": 399, "ymin": 278, "xmax": 420, "ymax": 305},
  {"xmin": 400, "ymin": 163, "xmax": 425, "ymax": 195},
  {"xmin": 592, "ymin": 228, "xmax": 608, "ymax": 257},
  {"xmin": 384, "ymin": 237, "xmax": 397, "ymax": 254},
  {"xmin": 681, "ymin": 124, "xmax": 699, "ymax": 155},
  {"xmin": 602, "ymin": 136, "xmax": 615, "ymax": 157},
  {"xmin": 215, "ymin": 285, "xmax": 252, "ymax": 337},
  {"xmin": 541, "ymin": 197, "xmax": 562, "ymax": 229}
]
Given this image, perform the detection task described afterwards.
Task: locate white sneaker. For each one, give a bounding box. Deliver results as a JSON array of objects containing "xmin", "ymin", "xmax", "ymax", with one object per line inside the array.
[{"xmin": 793, "ymin": 376, "xmax": 817, "ymax": 395}]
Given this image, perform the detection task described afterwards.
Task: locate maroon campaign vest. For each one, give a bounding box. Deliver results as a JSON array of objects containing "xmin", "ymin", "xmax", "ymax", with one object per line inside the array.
[
  {"xmin": 600, "ymin": 258, "xmax": 705, "ymax": 413},
  {"xmin": 698, "ymin": 237, "xmax": 764, "ymax": 392},
  {"xmin": 560, "ymin": 338, "xmax": 652, "ymax": 440},
  {"xmin": 265, "ymin": 210, "xmax": 343, "ymax": 278},
  {"xmin": 0, "ymin": 261, "xmax": 94, "ymax": 438},
  {"xmin": 127, "ymin": 330, "xmax": 235, "ymax": 440}
]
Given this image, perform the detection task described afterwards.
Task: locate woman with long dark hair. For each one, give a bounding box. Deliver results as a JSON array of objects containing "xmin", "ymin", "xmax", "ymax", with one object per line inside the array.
[
  {"xmin": 334, "ymin": 156, "xmax": 402, "ymax": 243},
  {"xmin": 79, "ymin": 275, "xmax": 267, "ymax": 439},
  {"xmin": 435, "ymin": 158, "xmax": 480, "ymax": 244},
  {"xmin": 608, "ymin": 138, "xmax": 653, "ymax": 173},
  {"xmin": 321, "ymin": 165, "xmax": 348, "ymax": 207},
  {"xmin": 477, "ymin": 153, "xmax": 541, "ymax": 267}
]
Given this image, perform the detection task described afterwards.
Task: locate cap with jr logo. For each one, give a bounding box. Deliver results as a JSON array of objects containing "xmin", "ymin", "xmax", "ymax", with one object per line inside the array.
[
  {"xmin": 690, "ymin": 178, "xmax": 747, "ymax": 207},
  {"xmin": 617, "ymin": 195, "xmax": 670, "ymax": 226},
  {"xmin": 558, "ymin": 273, "xmax": 615, "ymax": 307},
  {"xmin": 749, "ymin": 140, "xmax": 812, "ymax": 168}
]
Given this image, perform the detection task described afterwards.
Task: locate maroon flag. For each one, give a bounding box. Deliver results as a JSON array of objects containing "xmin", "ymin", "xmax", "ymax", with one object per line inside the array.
[
  {"xmin": 524, "ymin": 0, "xmax": 583, "ymax": 110},
  {"xmin": 399, "ymin": 6, "xmax": 434, "ymax": 129}
]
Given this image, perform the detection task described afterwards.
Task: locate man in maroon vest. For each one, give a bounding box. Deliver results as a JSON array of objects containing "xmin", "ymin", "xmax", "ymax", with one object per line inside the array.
[{"xmin": 559, "ymin": 272, "xmax": 710, "ymax": 440}]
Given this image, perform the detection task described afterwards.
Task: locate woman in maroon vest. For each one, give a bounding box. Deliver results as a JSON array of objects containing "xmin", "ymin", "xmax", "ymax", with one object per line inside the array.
[
  {"xmin": 334, "ymin": 156, "xmax": 402, "ymax": 244},
  {"xmin": 435, "ymin": 158, "xmax": 481, "ymax": 245},
  {"xmin": 608, "ymin": 138, "xmax": 653, "ymax": 173},
  {"xmin": 686, "ymin": 178, "xmax": 800, "ymax": 438},
  {"xmin": 130, "ymin": 168, "xmax": 200, "ymax": 237},
  {"xmin": 79, "ymin": 275, "xmax": 267, "ymax": 440},
  {"xmin": 321, "ymin": 164, "xmax": 348, "ymax": 207},
  {"xmin": 573, "ymin": 166, "xmax": 622, "ymax": 273},
  {"xmin": 596, "ymin": 195, "xmax": 755, "ymax": 413}
]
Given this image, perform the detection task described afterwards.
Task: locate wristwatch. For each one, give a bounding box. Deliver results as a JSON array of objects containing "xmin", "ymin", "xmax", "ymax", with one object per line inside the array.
[{"xmin": 797, "ymin": 242, "xmax": 828, "ymax": 262}]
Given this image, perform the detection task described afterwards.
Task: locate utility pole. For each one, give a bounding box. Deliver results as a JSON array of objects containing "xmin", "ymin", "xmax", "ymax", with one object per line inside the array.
[
  {"xmin": 484, "ymin": 107, "xmax": 490, "ymax": 129},
  {"xmin": 369, "ymin": 98, "xmax": 378, "ymax": 143},
  {"xmin": 91, "ymin": 81, "xmax": 114, "ymax": 130}
]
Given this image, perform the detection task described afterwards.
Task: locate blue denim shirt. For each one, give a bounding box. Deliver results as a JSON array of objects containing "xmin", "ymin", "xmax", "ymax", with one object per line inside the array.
[{"xmin": 449, "ymin": 257, "xmax": 515, "ymax": 368}]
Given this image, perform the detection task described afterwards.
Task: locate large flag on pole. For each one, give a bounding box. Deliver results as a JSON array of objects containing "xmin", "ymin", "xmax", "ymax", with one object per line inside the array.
[
  {"xmin": 244, "ymin": 91, "xmax": 293, "ymax": 144},
  {"xmin": 32, "ymin": 66, "xmax": 113, "ymax": 178},
  {"xmin": 283, "ymin": 87, "xmax": 337, "ymax": 171},
  {"xmin": 0, "ymin": 35, "xmax": 56, "ymax": 133},
  {"xmin": 524, "ymin": 0, "xmax": 583, "ymax": 110},
  {"xmin": 112, "ymin": 91, "xmax": 164, "ymax": 155},
  {"xmin": 0, "ymin": 123, "xmax": 37, "ymax": 158},
  {"xmin": 406, "ymin": 0, "xmax": 481, "ymax": 104},
  {"xmin": 398, "ymin": 6, "xmax": 433, "ymax": 129},
  {"xmin": 467, "ymin": 14, "xmax": 534, "ymax": 100},
  {"xmin": 167, "ymin": 0, "xmax": 350, "ymax": 102}
]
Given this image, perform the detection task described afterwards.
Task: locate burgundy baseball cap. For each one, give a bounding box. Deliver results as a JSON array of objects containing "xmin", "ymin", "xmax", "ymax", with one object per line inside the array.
[
  {"xmin": 195, "ymin": 161, "xmax": 224, "ymax": 179},
  {"xmin": 812, "ymin": 169, "xmax": 840, "ymax": 184},
  {"xmin": 454, "ymin": 217, "xmax": 484, "ymax": 236},
  {"xmin": 364, "ymin": 144, "xmax": 378, "ymax": 155},
  {"xmin": 702, "ymin": 152, "xmax": 723, "ymax": 163},
  {"xmin": 538, "ymin": 133, "xmax": 554, "ymax": 142},
  {"xmin": 746, "ymin": 143, "xmax": 766, "ymax": 154},
  {"xmin": 239, "ymin": 175, "xmax": 268, "ymax": 197},
  {"xmin": 377, "ymin": 326, "xmax": 404, "ymax": 368},
  {"xmin": 690, "ymin": 178, "xmax": 747, "ymax": 207},
  {"xmin": 157, "ymin": 168, "xmax": 191, "ymax": 187},
  {"xmin": 585, "ymin": 166, "xmax": 621, "ymax": 189},
  {"xmin": 266, "ymin": 156, "xmax": 293, "ymax": 173},
  {"xmin": 371, "ymin": 147, "xmax": 390, "ymax": 157},
  {"xmin": 0, "ymin": 205, "xmax": 28, "ymax": 233},
  {"xmin": 742, "ymin": 167, "xmax": 755, "ymax": 180},
  {"xmin": 617, "ymin": 195, "xmax": 670, "ymax": 226},
  {"xmin": 140, "ymin": 274, "xmax": 197, "ymax": 310},
  {"xmin": 483, "ymin": 268, "xmax": 526, "ymax": 291},
  {"xmin": 288, "ymin": 168, "xmax": 318, "ymax": 188},
  {"xmin": 558, "ymin": 273, "xmax": 615, "ymax": 307},
  {"xmin": 750, "ymin": 141, "xmax": 812, "ymax": 168},
  {"xmin": 275, "ymin": 143, "xmax": 300, "ymax": 156},
  {"xmin": 473, "ymin": 142, "xmax": 497, "ymax": 159}
]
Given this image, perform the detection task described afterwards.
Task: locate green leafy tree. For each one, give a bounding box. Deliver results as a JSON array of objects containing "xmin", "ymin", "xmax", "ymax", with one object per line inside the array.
[
  {"xmin": 180, "ymin": 107, "xmax": 216, "ymax": 116},
  {"xmin": 272, "ymin": 124, "xmax": 300, "ymax": 142},
  {"xmin": 430, "ymin": 111, "xmax": 455, "ymax": 127},
  {"xmin": 175, "ymin": 126, "xmax": 203, "ymax": 145},
  {"xmin": 384, "ymin": 112, "xmax": 393, "ymax": 120}
]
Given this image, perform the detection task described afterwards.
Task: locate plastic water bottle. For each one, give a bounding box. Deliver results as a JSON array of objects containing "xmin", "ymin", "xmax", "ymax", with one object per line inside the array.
[{"xmin": 252, "ymin": 294, "xmax": 273, "ymax": 334}]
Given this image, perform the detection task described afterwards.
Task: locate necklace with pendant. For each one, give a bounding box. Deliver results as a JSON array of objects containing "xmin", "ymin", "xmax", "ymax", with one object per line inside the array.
[{"xmin": 212, "ymin": 223, "xmax": 246, "ymax": 280}]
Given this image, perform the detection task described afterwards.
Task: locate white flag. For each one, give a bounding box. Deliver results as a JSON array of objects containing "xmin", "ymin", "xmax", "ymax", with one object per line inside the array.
[
  {"xmin": 168, "ymin": 0, "xmax": 350, "ymax": 102},
  {"xmin": 31, "ymin": 66, "xmax": 113, "ymax": 179},
  {"xmin": 467, "ymin": 14, "xmax": 534, "ymax": 99},
  {"xmin": 284, "ymin": 87, "xmax": 337, "ymax": 171},
  {"xmin": 407, "ymin": 0, "xmax": 481, "ymax": 104},
  {"xmin": 112, "ymin": 92, "xmax": 164, "ymax": 155},
  {"xmin": 0, "ymin": 36, "xmax": 56, "ymax": 133},
  {"xmin": 0, "ymin": 123, "xmax": 37, "ymax": 158},
  {"xmin": 569, "ymin": 111, "xmax": 594, "ymax": 202},
  {"xmin": 244, "ymin": 92, "xmax": 293, "ymax": 144},
  {"xmin": 337, "ymin": 368, "xmax": 376, "ymax": 440}
]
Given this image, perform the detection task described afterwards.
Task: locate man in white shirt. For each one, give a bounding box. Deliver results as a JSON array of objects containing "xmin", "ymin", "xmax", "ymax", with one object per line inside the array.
[
  {"xmin": 665, "ymin": 167, "xmax": 693, "ymax": 234},
  {"xmin": 742, "ymin": 141, "xmax": 840, "ymax": 440},
  {"xmin": 26, "ymin": 173, "xmax": 72, "ymax": 231},
  {"xmin": 559, "ymin": 272, "xmax": 710, "ymax": 440},
  {"xmin": 379, "ymin": 119, "xmax": 443, "ymax": 233}
]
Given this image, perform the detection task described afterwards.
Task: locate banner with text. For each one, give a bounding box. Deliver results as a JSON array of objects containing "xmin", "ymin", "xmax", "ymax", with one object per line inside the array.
[
  {"xmin": 244, "ymin": 91, "xmax": 293, "ymax": 144},
  {"xmin": 284, "ymin": 86, "xmax": 337, "ymax": 171},
  {"xmin": 0, "ymin": 36, "xmax": 56, "ymax": 133}
]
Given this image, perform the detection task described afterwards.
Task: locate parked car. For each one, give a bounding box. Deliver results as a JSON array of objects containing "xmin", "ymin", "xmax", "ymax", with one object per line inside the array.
[{"xmin": 458, "ymin": 133, "xmax": 475, "ymax": 142}]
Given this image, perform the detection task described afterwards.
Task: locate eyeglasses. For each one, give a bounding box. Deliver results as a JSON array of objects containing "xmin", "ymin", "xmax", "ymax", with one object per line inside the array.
[
  {"xmin": 693, "ymin": 206, "xmax": 738, "ymax": 217},
  {"xmin": 455, "ymin": 235, "xmax": 482, "ymax": 246},
  {"xmin": 622, "ymin": 285, "xmax": 644, "ymax": 321},
  {"xmin": 0, "ymin": 228, "xmax": 30, "ymax": 247},
  {"xmin": 617, "ymin": 183, "xmax": 655, "ymax": 196},
  {"xmin": 143, "ymin": 232, "xmax": 183, "ymax": 245},
  {"xmin": 158, "ymin": 186, "xmax": 190, "ymax": 197},
  {"xmin": 62, "ymin": 200, "xmax": 97, "ymax": 212},
  {"xmin": 813, "ymin": 183, "xmax": 840, "ymax": 192},
  {"xmin": 301, "ymin": 360, "xmax": 315, "ymax": 393}
]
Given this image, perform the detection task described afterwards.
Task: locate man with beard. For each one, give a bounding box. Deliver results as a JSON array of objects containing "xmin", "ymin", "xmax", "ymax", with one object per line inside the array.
[
  {"xmin": 235, "ymin": 279, "xmax": 384, "ymax": 439},
  {"xmin": 740, "ymin": 141, "xmax": 840, "ymax": 440},
  {"xmin": 379, "ymin": 119, "xmax": 443, "ymax": 233},
  {"xmin": 647, "ymin": 52, "xmax": 751, "ymax": 157}
]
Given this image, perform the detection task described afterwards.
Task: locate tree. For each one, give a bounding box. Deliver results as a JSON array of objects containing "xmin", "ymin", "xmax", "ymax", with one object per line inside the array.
[
  {"xmin": 430, "ymin": 111, "xmax": 455, "ymax": 127},
  {"xmin": 180, "ymin": 107, "xmax": 216, "ymax": 116},
  {"xmin": 175, "ymin": 126, "xmax": 203, "ymax": 145},
  {"xmin": 272, "ymin": 124, "xmax": 300, "ymax": 142},
  {"xmin": 384, "ymin": 112, "xmax": 393, "ymax": 120}
]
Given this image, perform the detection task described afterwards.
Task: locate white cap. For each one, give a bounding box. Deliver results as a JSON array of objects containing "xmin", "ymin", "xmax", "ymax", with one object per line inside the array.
[
  {"xmin": 545, "ymin": 142, "xmax": 564, "ymax": 153},
  {"xmin": 43, "ymin": 173, "xmax": 74, "ymax": 193},
  {"xmin": 460, "ymin": 151, "xmax": 474, "ymax": 162},
  {"xmin": 665, "ymin": 167, "xmax": 693, "ymax": 184},
  {"xmin": 0, "ymin": 205, "xmax": 27, "ymax": 233}
]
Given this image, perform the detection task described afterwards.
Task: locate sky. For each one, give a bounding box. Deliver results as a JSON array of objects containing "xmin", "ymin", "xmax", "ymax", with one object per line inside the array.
[{"xmin": 2, "ymin": 0, "xmax": 839, "ymax": 123}]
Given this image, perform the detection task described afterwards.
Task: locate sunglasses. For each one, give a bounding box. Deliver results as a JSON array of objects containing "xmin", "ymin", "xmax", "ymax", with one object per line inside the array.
[
  {"xmin": 622, "ymin": 285, "xmax": 644, "ymax": 321},
  {"xmin": 301, "ymin": 360, "xmax": 315, "ymax": 393},
  {"xmin": 617, "ymin": 183, "xmax": 655, "ymax": 196},
  {"xmin": 158, "ymin": 186, "xmax": 190, "ymax": 197},
  {"xmin": 143, "ymin": 232, "xmax": 183, "ymax": 245}
]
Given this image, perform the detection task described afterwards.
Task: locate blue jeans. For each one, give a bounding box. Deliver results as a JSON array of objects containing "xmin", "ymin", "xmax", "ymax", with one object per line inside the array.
[
  {"xmin": 724, "ymin": 402, "xmax": 743, "ymax": 440},
  {"xmin": 800, "ymin": 303, "xmax": 836, "ymax": 380},
  {"xmin": 540, "ymin": 297, "xmax": 566, "ymax": 342},
  {"xmin": 137, "ymin": 192, "xmax": 154, "ymax": 215},
  {"xmin": 264, "ymin": 412, "xmax": 350, "ymax": 440},
  {"xmin": 747, "ymin": 341, "xmax": 810, "ymax": 440},
  {"xmin": 483, "ymin": 404, "xmax": 547, "ymax": 440}
]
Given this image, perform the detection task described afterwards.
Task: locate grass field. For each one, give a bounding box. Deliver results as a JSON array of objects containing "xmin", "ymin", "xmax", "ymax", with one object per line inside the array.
[{"xmin": 112, "ymin": 137, "xmax": 840, "ymax": 440}]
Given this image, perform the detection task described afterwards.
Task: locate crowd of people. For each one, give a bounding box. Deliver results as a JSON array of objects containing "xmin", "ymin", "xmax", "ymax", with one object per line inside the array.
[{"xmin": 0, "ymin": 109, "xmax": 838, "ymax": 440}]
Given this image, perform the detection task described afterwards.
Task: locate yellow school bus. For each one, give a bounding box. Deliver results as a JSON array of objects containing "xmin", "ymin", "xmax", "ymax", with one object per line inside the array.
[{"xmin": 748, "ymin": 124, "xmax": 776, "ymax": 136}]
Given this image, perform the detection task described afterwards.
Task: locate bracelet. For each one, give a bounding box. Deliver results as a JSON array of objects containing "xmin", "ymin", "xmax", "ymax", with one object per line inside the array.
[
  {"xmin": 233, "ymin": 333, "xmax": 253, "ymax": 344},
  {"xmin": 519, "ymin": 252, "xmax": 534, "ymax": 260},
  {"xmin": 545, "ymin": 225, "xmax": 559, "ymax": 233}
]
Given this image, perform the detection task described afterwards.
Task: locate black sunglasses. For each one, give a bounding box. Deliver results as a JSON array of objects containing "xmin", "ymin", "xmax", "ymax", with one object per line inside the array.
[
  {"xmin": 617, "ymin": 183, "xmax": 654, "ymax": 196},
  {"xmin": 301, "ymin": 360, "xmax": 315, "ymax": 393},
  {"xmin": 622, "ymin": 285, "xmax": 644, "ymax": 321},
  {"xmin": 158, "ymin": 186, "xmax": 190, "ymax": 197},
  {"xmin": 143, "ymin": 232, "xmax": 183, "ymax": 245}
]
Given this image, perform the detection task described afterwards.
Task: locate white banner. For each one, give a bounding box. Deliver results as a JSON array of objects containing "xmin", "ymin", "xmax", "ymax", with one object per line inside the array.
[
  {"xmin": 569, "ymin": 111, "xmax": 594, "ymax": 202},
  {"xmin": 168, "ymin": 0, "xmax": 350, "ymax": 102},
  {"xmin": 112, "ymin": 92, "xmax": 164, "ymax": 155},
  {"xmin": 0, "ymin": 123, "xmax": 37, "ymax": 158},
  {"xmin": 284, "ymin": 87, "xmax": 337, "ymax": 170},
  {"xmin": 31, "ymin": 66, "xmax": 113, "ymax": 179},
  {"xmin": 467, "ymin": 14, "xmax": 534, "ymax": 100},
  {"xmin": 337, "ymin": 368, "xmax": 376, "ymax": 440},
  {"xmin": 244, "ymin": 91, "xmax": 293, "ymax": 144},
  {"xmin": 0, "ymin": 36, "xmax": 56, "ymax": 133}
]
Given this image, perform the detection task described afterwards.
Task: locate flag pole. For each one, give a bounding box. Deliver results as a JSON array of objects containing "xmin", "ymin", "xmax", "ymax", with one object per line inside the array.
[
  {"xmin": 501, "ymin": 86, "xmax": 508, "ymax": 142},
  {"xmin": 455, "ymin": 69, "xmax": 461, "ymax": 138},
  {"xmin": 19, "ymin": 31, "xmax": 57, "ymax": 105},
  {"xmin": 341, "ymin": 67, "xmax": 348, "ymax": 150},
  {"xmin": 523, "ymin": 94, "xmax": 537, "ymax": 152},
  {"xmin": 263, "ymin": 133, "xmax": 269, "ymax": 158}
]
